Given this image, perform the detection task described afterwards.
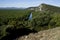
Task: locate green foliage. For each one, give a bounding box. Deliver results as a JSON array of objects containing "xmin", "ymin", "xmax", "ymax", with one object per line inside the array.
[
  {"xmin": 0, "ymin": 8, "xmax": 60, "ymax": 39},
  {"xmin": 0, "ymin": 25, "xmax": 8, "ymax": 39}
]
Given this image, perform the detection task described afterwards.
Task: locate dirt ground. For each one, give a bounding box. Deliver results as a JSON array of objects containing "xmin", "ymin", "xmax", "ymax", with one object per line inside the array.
[{"xmin": 17, "ymin": 27, "xmax": 60, "ymax": 40}]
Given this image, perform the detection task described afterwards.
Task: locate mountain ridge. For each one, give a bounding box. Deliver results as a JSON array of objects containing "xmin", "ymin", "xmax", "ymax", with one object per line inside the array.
[{"xmin": 27, "ymin": 3, "xmax": 60, "ymax": 13}]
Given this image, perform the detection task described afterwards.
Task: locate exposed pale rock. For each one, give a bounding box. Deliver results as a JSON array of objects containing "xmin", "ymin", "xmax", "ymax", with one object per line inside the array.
[{"xmin": 18, "ymin": 27, "xmax": 60, "ymax": 40}]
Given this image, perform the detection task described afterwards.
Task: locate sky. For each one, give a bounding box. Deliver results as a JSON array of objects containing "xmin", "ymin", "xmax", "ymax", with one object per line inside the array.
[{"xmin": 0, "ymin": 0, "xmax": 60, "ymax": 8}]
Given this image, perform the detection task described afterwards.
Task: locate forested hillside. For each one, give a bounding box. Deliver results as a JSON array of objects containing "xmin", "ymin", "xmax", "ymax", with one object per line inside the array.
[{"xmin": 0, "ymin": 4, "xmax": 60, "ymax": 40}]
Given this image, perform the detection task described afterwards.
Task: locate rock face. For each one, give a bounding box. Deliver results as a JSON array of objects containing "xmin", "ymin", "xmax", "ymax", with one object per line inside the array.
[
  {"xmin": 17, "ymin": 27, "xmax": 60, "ymax": 40},
  {"xmin": 27, "ymin": 3, "xmax": 60, "ymax": 12}
]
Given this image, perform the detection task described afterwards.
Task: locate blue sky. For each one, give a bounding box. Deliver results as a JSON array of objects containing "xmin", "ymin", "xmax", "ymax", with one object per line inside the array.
[{"xmin": 0, "ymin": 0, "xmax": 60, "ymax": 8}]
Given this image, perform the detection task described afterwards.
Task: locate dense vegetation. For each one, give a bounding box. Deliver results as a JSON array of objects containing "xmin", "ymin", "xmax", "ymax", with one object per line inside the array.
[
  {"xmin": 0, "ymin": 9, "xmax": 32, "ymax": 40},
  {"xmin": 0, "ymin": 4, "xmax": 60, "ymax": 40}
]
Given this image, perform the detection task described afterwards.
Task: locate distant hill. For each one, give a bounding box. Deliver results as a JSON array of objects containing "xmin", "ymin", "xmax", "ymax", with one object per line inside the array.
[
  {"xmin": 0, "ymin": 7, "xmax": 26, "ymax": 10},
  {"xmin": 38, "ymin": 3, "xmax": 60, "ymax": 12},
  {"xmin": 27, "ymin": 3, "xmax": 60, "ymax": 13}
]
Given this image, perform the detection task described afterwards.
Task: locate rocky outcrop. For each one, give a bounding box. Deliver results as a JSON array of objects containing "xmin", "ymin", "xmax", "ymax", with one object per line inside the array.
[
  {"xmin": 27, "ymin": 3, "xmax": 60, "ymax": 12},
  {"xmin": 17, "ymin": 27, "xmax": 60, "ymax": 40}
]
